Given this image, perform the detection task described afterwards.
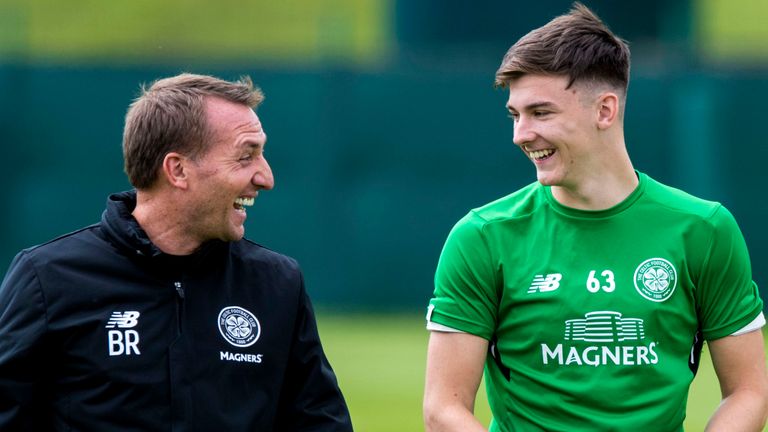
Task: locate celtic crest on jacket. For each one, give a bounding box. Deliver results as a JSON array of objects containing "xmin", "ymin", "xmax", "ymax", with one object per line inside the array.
[{"xmin": 218, "ymin": 306, "xmax": 261, "ymax": 347}]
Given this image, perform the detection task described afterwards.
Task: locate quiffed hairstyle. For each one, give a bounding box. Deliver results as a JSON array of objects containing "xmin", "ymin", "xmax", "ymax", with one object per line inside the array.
[
  {"xmin": 495, "ymin": 2, "xmax": 630, "ymax": 94},
  {"xmin": 123, "ymin": 73, "xmax": 264, "ymax": 189}
]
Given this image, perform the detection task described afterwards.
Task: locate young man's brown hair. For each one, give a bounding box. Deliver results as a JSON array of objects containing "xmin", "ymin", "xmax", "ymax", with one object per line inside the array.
[{"xmin": 495, "ymin": 2, "xmax": 630, "ymax": 95}]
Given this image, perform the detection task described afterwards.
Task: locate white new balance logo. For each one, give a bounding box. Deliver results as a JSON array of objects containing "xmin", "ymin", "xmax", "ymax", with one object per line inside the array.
[
  {"xmin": 106, "ymin": 311, "xmax": 140, "ymax": 328},
  {"xmin": 527, "ymin": 274, "xmax": 562, "ymax": 293}
]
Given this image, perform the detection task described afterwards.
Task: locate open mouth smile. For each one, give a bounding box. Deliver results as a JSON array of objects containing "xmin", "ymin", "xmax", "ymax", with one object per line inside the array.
[
  {"xmin": 528, "ymin": 149, "xmax": 556, "ymax": 161},
  {"xmin": 233, "ymin": 197, "xmax": 255, "ymax": 212}
]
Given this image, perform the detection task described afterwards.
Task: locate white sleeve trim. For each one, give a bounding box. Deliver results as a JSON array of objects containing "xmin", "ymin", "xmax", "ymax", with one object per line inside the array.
[
  {"xmin": 426, "ymin": 321, "xmax": 467, "ymax": 333},
  {"xmin": 731, "ymin": 312, "xmax": 766, "ymax": 336}
]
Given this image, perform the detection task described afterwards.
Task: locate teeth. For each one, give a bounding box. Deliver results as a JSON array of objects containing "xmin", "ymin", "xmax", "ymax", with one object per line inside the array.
[
  {"xmin": 529, "ymin": 149, "xmax": 554, "ymax": 160},
  {"xmin": 234, "ymin": 197, "xmax": 255, "ymax": 207}
]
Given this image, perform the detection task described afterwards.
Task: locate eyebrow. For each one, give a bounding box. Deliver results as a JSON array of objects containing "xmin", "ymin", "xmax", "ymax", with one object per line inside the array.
[
  {"xmin": 237, "ymin": 139, "xmax": 266, "ymax": 151},
  {"xmin": 507, "ymin": 101, "xmax": 557, "ymax": 112}
]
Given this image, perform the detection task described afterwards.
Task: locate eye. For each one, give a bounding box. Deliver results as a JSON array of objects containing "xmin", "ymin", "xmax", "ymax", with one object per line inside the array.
[
  {"xmin": 507, "ymin": 112, "xmax": 519, "ymax": 122},
  {"xmin": 533, "ymin": 110, "xmax": 550, "ymax": 118},
  {"xmin": 239, "ymin": 154, "xmax": 253, "ymax": 162}
]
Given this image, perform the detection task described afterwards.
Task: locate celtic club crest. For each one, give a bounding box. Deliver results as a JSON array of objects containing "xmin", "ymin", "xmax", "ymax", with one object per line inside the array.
[
  {"xmin": 633, "ymin": 258, "xmax": 677, "ymax": 302},
  {"xmin": 218, "ymin": 306, "xmax": 261, "ymax": 347}
]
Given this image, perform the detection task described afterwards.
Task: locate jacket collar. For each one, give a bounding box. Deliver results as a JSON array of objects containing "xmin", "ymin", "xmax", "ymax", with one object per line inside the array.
[{"xmin": 100, "ymin": 190, "xmax": 226, "ymax": 262}]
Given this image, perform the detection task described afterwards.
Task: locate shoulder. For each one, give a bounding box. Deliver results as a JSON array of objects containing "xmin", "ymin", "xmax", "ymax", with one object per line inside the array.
[
  {"xmin": 230, "ymin": 239, "xmax": 301, "ymax": 273},
  {"xmin": 19, "ymin": 223, "xmax": 105, "ymax": 265},
  {"xmin": 440, "ymin": 182, "xmax": 545, "ymax": 256},
  {"xmin": 227, "ymin": 240, "xmax": 309, "ymax": 308},
  {"xmin": 472, "ymin": 181, "xmax": 545, "ymax": 222},
  {"xmin": 450, "ymin": 182, "xmax": 544, "ymax": 235},
  {"xmin": 641, "ymin": 174, "xmax": 723, "ymax": 220},
  {"xmin": 639, "ymin": 174, "xmax": 743, "ymax": 241},
  {"xmin": 2, "ymin": 225, "xmax": 104, "ymax": 302}
]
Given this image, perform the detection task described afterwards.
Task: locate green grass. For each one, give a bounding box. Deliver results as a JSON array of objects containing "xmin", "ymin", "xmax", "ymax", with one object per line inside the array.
[
  {"xmin": 317, "ymin": 313, "xmax": 434, "ymax": 431},
  {"xmin": 318, "ymin": 313, "xmax": 766, "ymax": 432}
]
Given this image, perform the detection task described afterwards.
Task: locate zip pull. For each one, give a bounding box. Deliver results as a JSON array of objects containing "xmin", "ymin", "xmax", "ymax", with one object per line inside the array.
[{"xmin": 173, "ymin": 281, "xmax": 185, "ymax": 337}]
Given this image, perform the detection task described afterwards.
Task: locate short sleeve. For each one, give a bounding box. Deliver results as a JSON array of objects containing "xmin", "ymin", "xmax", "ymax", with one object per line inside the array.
[
  {"xmin": 427, "ymin": 212, "xmax": 500, "ymax": 340},
  {"xmin": 695, "ymin": 206, "xmax": 763, "ymax": 340}
]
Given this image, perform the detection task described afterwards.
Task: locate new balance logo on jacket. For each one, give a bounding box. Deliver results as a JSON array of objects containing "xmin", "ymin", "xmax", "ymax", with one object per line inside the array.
[{"xmin": 106, "ymin": 311, "xmax": 140, "ymax": 328}]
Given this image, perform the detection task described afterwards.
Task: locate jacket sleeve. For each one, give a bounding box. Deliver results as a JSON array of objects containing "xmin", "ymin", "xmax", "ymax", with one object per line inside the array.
[
  {"xmin": 0, "ymin": 252, "xmax": 52, "ymax": 430},
  {"xmin": 274, "ymin": 273, "xmax": 353, "ymax": 431}
]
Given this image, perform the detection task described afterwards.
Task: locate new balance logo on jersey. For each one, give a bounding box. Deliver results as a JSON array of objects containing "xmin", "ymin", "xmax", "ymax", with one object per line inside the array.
[
  {"xmin": 527, "ymin": 274, "xmax": 562, "ymax": 293},
  {"xmin": 106, "ymin": 311, "xmax": 141, "ymax": 356}
]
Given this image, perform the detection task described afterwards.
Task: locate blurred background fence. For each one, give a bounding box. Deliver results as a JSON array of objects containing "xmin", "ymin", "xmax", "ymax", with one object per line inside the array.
[{"xmin": 1, "ymin": 0, "xmax": 766, "ymax": 312}]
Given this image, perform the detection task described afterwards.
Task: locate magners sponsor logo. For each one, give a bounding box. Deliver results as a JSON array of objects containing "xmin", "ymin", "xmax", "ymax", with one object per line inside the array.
[{"xmin": 541, "ymin": 311, "xmax": 658, "ymax": 367}]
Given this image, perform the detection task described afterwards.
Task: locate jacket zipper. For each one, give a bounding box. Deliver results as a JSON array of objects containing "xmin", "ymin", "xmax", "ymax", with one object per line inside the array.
[{"xmin": 174, "ymin": 281, "xmax": 185, "ymax": 336}]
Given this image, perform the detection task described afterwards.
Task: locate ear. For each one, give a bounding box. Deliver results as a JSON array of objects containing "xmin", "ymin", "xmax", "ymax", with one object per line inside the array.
[
  {"xmin": 596, "ymin": 92, "xmax": 620, "ymax": 130},
  {"xmin": 161, "ymin": 152, "xmax": 190, "ymax": 189}
]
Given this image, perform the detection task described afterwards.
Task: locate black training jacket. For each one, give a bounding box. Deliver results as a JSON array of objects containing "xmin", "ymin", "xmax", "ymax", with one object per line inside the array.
[{"xmin": 0, "ymin": 191, "xmax": 352, "ymax": 431}]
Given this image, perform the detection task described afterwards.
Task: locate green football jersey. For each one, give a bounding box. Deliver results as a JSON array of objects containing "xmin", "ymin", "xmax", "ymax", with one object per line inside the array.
[{"xmin": 428, "ymin": 172, "xmax": 763, "ymax": 431}]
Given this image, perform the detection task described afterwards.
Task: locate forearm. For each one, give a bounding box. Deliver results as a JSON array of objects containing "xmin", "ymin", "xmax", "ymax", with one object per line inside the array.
[
  {"xmin": 705, "ymin": 390, "xmax": 768, "ymax": 432},
  {"xmin": 424, "ymin": 332, "xmax": 489, "ymax": 432},
  {"xmin": 706, "ymin": 331, "xmax": 768, "ymax": 432},
  {"xmin": 424, "ymin": 404, "xmax": 487, "ymax": 432}
]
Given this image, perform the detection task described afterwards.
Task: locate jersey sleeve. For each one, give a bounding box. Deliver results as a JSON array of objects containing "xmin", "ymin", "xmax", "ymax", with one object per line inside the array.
[
  {"xmin": 695, "ymin": 206, "xmax": 764, "ymax": 340},
  {"xmin": 427, "ymin": 212, "xmax": 500, "ymax": 340},
  {"xmin": 0, "ymin": 251, "xmax": 52, "ymax": 430}
]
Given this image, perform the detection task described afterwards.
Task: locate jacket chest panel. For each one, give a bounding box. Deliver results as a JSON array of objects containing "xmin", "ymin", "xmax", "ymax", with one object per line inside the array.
[{"xmin": 48, "ymin": 277, "xmax": 295, "ymax": 394}]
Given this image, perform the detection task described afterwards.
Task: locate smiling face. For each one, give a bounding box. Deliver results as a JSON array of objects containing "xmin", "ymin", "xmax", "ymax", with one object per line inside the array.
[
  {"xmin": 506, "ymin": 74, "xmax": 602, "ymax": 189},
  {"xmin": 184, "ymin": 96, "xmax": 274, "ymax": 243}
]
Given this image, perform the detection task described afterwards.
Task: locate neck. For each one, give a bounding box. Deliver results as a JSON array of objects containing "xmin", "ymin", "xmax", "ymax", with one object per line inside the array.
[
  {"xmin": 551, "ymin": 173, "xmax": 638, "ymax": 210},
  {"xmin": 132, "ymin": 189, "xmax": 202, "ymax": 255},
  {"xmin": 551, "ymin": 147, "xmax": 638, "ymax": 211}
]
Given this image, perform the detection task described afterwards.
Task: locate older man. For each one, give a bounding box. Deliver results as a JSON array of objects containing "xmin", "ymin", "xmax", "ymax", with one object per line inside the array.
[{"xmin": 0, "ymin": 73, "xmax": 352, "ymax": 431}]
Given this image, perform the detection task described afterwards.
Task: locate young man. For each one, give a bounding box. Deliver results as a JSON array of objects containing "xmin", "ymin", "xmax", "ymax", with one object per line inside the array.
[
  {"xmin": 0, "ymin": 73, "xmax": 352, "ymax": 431},
  {"xmin": 424, "ymin": 4, "xmax": 768, "ymax": 431}
]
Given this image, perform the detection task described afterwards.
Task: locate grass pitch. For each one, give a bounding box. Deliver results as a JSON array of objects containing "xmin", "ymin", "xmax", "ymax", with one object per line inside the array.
[{"xmin": 318, "ymin": 312, "xmax": 765, "ymax": 432}]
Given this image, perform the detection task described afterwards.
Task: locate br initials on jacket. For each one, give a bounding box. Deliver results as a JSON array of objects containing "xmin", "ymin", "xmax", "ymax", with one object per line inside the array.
[{"xmin": 106, "ymin": 311, "xmax": 141, "ymax": 356}]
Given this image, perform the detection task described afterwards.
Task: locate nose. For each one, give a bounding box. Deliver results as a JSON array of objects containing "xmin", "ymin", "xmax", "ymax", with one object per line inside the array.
[
  {"xmin": 512, "ymin": 116, "xmax": 536, "ymax": 147},
  {"xmin": 253, "ymin": 157, "xmax": 275, "ymax": 190}
]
